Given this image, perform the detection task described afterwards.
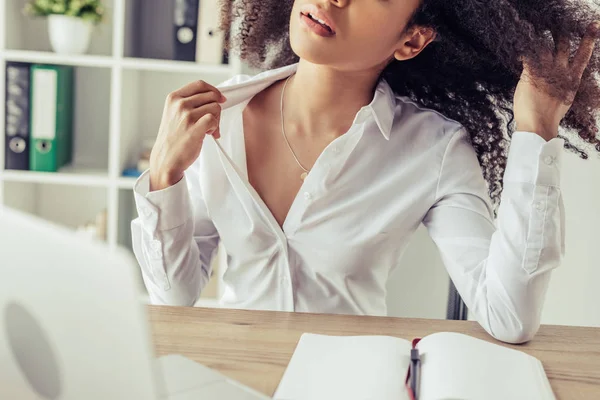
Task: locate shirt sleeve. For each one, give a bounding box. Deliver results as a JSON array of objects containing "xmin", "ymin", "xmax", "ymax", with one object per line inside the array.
[
  {"xmin": 423, "ymin": 128, "xmax": 565, "ymax": 344},
  {"xmin": 130, "ymin": 157, "xmax": 220, "ymax": 306}
]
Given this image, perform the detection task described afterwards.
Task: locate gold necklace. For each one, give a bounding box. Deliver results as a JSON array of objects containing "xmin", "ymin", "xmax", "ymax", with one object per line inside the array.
[{"xmin": 280, "ymin": 75, "xmax": 310, "ymax": 181}]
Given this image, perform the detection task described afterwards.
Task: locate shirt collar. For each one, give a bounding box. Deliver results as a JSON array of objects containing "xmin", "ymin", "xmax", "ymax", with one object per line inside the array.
[{"xmin": 218, "ymin": 62, "xmax": 396, "ymax": 140}]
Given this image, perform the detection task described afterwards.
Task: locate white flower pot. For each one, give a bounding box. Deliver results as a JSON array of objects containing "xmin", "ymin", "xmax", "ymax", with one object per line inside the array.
[{"xmin": 48, "ymin": 15, "xmax": 93, "ymax": 55}]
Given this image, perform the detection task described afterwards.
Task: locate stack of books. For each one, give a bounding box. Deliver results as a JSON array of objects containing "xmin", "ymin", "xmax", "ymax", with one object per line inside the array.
[{"xmin": 4, "ymin": 62, "xmax": 74, "ymax": 172}]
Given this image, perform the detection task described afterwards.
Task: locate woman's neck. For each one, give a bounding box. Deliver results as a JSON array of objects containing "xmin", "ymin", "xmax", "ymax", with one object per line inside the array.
[{"xmin": 282, "ymin": 59, "xmax": 384, "ymax": 139}]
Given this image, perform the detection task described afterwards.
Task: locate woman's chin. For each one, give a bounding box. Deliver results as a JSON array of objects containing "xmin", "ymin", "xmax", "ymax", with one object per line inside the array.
[{"xmin": 290, "ymin": 39, "xmax": 340, "ymax": 65}]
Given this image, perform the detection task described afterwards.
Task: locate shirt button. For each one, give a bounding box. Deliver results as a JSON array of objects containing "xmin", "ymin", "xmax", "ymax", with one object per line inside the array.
[
  {"xmin": 535, "ymin": 201, "xmax": 545, "ymax": 211},
  {"xmin": 544, "ymin": 155, "xmax": 554, "ymax": 166},
  {"xmin": 303, "ymin": 192, "xmax": 312, "ymax": 201},
  {"xmin": 162, "ymin": 277, "xmax": 171, "ymax": 291},
  {"xmin": 152, "ymin": 265, "xmax": 166, "ymax": 279},
  {"xmin": 332, "ymin": 146, "xmax": 340, "ymax": 155},
  {"xmin": 150, "ymin": 240, "xmax": 162, "ymax": 258}
]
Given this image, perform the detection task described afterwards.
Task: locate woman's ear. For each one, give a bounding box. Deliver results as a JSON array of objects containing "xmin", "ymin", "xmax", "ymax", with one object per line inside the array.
[{"xmin": 394, "ymin": 26, "xmax": 437, "ymax": 61}]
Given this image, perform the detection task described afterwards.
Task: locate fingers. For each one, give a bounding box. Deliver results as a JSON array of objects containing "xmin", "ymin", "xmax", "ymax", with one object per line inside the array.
[
  {"xmin": 170, "ymin": 79, "xmax": 227, "ymax": 101},
  {"xmin": 193, "ymin": 112, "xmax": 221, "ymax": 140},
  {"xmin": 179, "ymin": 90, "xmax": 225, "ymax": 109},
  {"xmin": 187, "ymin": 102, "xmax": 222, "ymax": 139},
  {"xmin": 571, "ymin": 21, "xmax": 600, "ymax": 80}
]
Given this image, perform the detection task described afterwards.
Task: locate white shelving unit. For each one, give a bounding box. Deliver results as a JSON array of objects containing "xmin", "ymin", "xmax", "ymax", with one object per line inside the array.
[{"xmin": 0, "ymin": 0, "xmax": 240, "ymax": 304}]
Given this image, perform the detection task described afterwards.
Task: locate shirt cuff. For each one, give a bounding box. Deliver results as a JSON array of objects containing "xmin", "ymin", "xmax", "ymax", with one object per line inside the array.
[
  {"xmin": 133, "ymin": 169, "xmax": 191, "ymax": 233},
  {"xmin": 504, "ymin": 131, "xmax": 565, "ymax": 187}
]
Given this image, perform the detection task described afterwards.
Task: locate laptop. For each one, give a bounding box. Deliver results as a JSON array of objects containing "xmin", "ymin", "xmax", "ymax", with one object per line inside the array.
[{"xmin": 0, "ymin": 206, "xmax": 270, "ymax": 400}]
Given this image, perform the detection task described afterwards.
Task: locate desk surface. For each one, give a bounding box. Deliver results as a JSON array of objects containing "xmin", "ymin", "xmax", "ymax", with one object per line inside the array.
[{"xmin": 148, "ymin": 306, "xmax": 600, "ymax": 399}]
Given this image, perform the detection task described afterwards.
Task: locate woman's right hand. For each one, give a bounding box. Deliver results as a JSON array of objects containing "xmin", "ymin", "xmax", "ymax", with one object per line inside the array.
[{"xmin": 149, "ymin": 80, "xmax": 227, "ymax": 192}]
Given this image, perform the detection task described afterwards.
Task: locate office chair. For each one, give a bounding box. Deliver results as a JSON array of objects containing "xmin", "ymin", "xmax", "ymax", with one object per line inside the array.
[{"xmin": 446, "ymin": 280, "xmax": 468, "ymax": 320}]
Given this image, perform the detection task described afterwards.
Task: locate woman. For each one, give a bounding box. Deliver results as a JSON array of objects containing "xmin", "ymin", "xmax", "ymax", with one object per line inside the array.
[{"xmin": 132, "ymin": 0, "xmax": 600, "ymax": 344}]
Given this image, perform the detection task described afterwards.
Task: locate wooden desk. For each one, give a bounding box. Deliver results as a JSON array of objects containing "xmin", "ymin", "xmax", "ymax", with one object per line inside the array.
[{"xmin": 149, "ymin": 306, "xmax": 600, "ymax": 399}]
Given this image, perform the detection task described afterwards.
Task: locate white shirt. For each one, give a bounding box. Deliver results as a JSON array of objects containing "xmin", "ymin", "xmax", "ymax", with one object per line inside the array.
[{"xmin": 131, "ymin": 62, "xmax": 565, "ymax": 344}]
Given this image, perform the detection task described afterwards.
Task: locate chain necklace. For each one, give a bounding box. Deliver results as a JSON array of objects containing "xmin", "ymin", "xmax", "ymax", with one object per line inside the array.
[{"xmin": 280, "ymin": 75, "xmax": 310, "ymax": 181}]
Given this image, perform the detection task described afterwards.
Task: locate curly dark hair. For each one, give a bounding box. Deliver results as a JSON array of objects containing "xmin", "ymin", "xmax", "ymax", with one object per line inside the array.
[{"xmin": 219, "ymin": 0, "xmax": 600, "ymax": 207}]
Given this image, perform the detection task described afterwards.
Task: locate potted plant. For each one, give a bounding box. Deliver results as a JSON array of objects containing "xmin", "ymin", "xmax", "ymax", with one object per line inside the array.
[{"xmin": 23, "ymin": 0, "xmax": 105, "ymax": 55}]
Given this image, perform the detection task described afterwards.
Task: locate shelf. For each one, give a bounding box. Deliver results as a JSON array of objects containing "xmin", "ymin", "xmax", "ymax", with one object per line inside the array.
[
  {"xmin": 117, "ymin": 176, "xmax": 137, "ymax": 189},
  {"xmin": 1, "ymin": 167, "xmax": 110, "ymax": 187},
  {"xmin": 3, "ymin": 181, "xmax": 109, "ymax": 238},
  {"xmin": 121, "ymin": 57, "xmax": 233, "ymax": 74},
  {"xmin": 2, "ymin": 50, "xmax": 114, "ymax": 68},
  {"xmin": 0, "ymin": 51, "xmax": 236, "ymax": 75}
]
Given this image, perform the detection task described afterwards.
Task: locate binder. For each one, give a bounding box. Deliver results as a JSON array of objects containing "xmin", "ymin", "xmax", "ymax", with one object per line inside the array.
[
  {"xmin": 4, "ymin": 62, "xmax": 31, "ymax": 170},
  {"xmin": 195, "ymin": 0, "xmax": 226, "ymax": 65},
  {"xmin": 174, "ymin": 0, "xmax": 200, "ymax": 61},
  {"xmin": 29, "ymin": 64, "xmax": 74, "ymax": 172}
]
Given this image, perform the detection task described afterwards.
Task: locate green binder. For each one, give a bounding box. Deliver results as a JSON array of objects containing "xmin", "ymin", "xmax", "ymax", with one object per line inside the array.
[{"xmin": 29, "ymin": 64, "xmax": 74, "ymax": 172}]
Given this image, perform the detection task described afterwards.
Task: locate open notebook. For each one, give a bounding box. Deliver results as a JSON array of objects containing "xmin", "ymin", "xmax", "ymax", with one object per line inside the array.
[{"xmin": 274, "ymin": 332, "xmax": 555, "ymax": 400}]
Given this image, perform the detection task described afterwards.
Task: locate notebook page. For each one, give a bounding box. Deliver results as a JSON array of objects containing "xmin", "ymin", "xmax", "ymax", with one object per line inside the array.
[
  {"xmin": 417, "ymin": 332, "xmax": 555, "ymax": 400},
  {"xmin": 274, "ymin": 333, "xmax": 412, "ymax": 400}
]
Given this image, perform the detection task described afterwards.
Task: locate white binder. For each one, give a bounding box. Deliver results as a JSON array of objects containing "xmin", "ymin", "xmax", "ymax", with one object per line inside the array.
[{"xmin": 195, "ymin": 0, "xmax": 225, "ymax": 64}]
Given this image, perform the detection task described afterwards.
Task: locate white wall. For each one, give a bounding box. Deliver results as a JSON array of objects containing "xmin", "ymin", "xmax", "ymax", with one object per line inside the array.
[
  {"xmin": 541, "ymin": 151, "xmax": 600, "ymax": 327},
  {"xmin": 386, "ymin": 226, "xmax": 448, "ymax": 319}
]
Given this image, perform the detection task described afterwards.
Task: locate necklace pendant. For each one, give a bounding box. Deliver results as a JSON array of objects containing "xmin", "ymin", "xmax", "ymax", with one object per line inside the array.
[{"xmin": 300, "ymin": 172, "xmax": 308, "ymax": 181}]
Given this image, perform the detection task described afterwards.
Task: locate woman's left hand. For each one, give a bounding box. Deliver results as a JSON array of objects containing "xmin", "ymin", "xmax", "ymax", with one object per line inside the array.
[{"xmin": 513, "ymin": 21, "xmax": 600, "ymax": 141}]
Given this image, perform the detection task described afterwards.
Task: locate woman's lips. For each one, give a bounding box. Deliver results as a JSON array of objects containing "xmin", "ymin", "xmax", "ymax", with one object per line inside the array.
[{"xmin": 300, "ymin": 12, "xmax": 336, "ymax": 38}]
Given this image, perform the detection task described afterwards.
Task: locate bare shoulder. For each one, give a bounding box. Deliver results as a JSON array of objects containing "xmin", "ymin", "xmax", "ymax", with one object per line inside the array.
[{"xmin": 242, "ymin": 80, "xmax": 283, "ymax": 139}]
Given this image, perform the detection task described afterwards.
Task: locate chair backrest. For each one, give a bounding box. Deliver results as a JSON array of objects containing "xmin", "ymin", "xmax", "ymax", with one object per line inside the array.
[{"xmin": 446, "ymin": 280, "xmax": 468, "ymax": 320}]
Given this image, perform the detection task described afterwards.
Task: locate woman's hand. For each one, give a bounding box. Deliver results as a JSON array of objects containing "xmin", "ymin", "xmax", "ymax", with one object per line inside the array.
[
  {"xmin": 514, "ymin": 22, "xmax": 600, "ymax": 141},
  {"xmin": 149, "ymin": 80, "xmax": 227, "ymax": 191}
]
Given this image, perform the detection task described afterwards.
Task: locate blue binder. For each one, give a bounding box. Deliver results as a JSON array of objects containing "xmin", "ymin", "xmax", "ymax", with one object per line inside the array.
[{"xmin": 4, "ymin": 62, "xmax": 31, "ymax": 170}]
